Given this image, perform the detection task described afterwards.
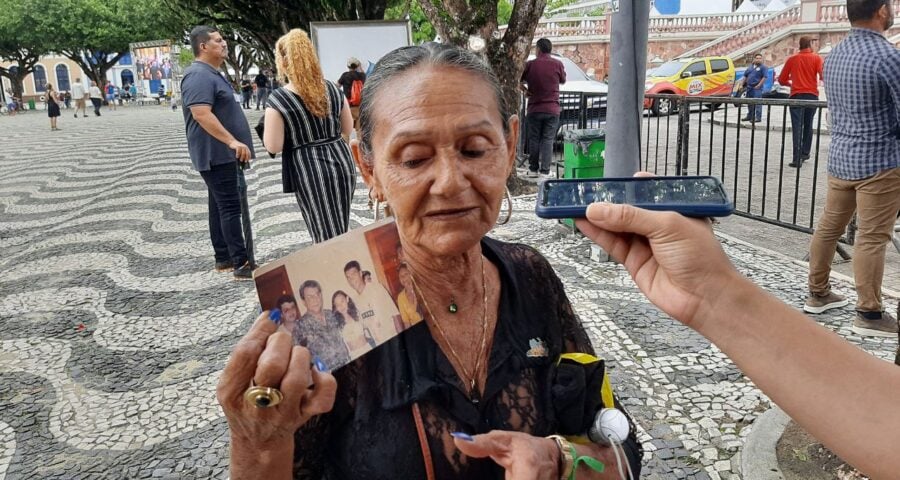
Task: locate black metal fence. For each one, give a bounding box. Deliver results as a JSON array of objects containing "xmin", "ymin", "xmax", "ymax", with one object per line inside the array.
[
  {"xmin": 522, "ymin": 91, "xmax": 858, "ymax": 247},
  {"xmin": 640, "ymin": 94, "xmax": 837, "ymax": 240}
]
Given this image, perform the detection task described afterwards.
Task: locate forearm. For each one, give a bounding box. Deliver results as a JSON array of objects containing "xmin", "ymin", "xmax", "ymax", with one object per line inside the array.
[
  {"xmin": 570, "ymin": 443, "xmax": 625, "ymax": 480},
  {"xmin": 230, "ymin": 437, "xmax": 293, "ymax": 480},
  {"xmin": 694, "ymin": 275, "xmax": 900, "ymax": 477},
  {"xmin": 194, "ymin": 110, "xmax": 237, "ymax": 146}
]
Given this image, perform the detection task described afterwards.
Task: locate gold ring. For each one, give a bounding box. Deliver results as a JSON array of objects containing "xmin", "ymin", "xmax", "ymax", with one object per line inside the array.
[{"xmin": 244, "ymin": 379, "xmax": 284, "ymax": 408}]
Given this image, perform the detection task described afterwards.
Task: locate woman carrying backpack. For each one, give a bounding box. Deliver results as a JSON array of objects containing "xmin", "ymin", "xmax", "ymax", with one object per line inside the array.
[
  {"xmin": 262, "ymin": 29, "xmax": 357, "ymax": 244},
  {"xmin": 337, "ymin": 57, "xmax": 366, "ymax": 138}
]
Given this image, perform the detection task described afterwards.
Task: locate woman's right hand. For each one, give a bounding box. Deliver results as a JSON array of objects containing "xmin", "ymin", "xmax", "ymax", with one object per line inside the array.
[
  {"xmin": 216, "ymin": 312, "xmax": 338, "ymax": 449},
  {"xmin": 576, "ymin": 202, "xmax": 743, "ymax": 330}
]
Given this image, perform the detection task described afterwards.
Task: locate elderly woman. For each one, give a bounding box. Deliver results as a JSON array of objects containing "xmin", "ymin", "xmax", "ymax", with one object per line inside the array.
[{"xmin": 218, "ymin": 43, "xmax": 642, "ymax": 479}]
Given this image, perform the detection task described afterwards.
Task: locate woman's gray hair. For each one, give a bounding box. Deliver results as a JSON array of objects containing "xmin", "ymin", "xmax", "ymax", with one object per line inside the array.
[{"xmin": 358, "ymin": 42, "xmax": 512, "ymax": 158}]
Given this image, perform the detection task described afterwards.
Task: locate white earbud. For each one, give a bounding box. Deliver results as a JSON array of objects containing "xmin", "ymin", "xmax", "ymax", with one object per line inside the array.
[{"xmin": 588, "ymin": 408, "xmax": 630, "ymax": 446}]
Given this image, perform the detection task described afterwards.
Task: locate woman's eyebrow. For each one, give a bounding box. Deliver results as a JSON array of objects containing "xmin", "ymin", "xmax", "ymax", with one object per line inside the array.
[{"xmin": 388, "ymin": 120, "xmax": 496, "ymax": 142}]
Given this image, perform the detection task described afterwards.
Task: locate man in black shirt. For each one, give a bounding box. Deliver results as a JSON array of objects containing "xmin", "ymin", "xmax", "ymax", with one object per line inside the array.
[
  {"xmin": 181, "ymin": 25, "xmax": 256, "ymax": 280},
  {"xmin": 254, "ymin": 70, "xmax": 270, "ymax": 110}
]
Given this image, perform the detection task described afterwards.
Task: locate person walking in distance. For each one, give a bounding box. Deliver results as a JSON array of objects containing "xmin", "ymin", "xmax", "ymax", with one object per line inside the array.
[
  {"xmin": 89, "ymin": 81, "xmax": 103, "ymax": 116},
  {"xmin": 254, "ymin": 69, "xmax": 270, "ymax": 110},
  {"xmin": 240, "ymin": 77, "xmax": 252, "ymax": 109},
  {"xmin": 72, "ymin": 78, "xmax": 87, "ymax": 118},
  {"xmin": 45, "ymin": 83, "xmax": 61, "ymax": 131},
  {"xmin": 778, "ymin": 37, "xmax": 824, "ymax": 168},
  {"xmin": 741, "ymin": 53, "xmax": 767, "ymax": 123},
  {"xmin": 181, "ymin": 25, "xmax": 256, "ymax": 280},
  {"xmin": 520, "ymin": 38, "xmax": 565, "ymax": 179},
  {"xmin": 105, "ymin": 82, "xmax": 117, "ymax": 111},
  {"xmin": 337, "ymin": 57, "xmax": 365, "ymax": 138},
  {"xmin": 804, "ymin": 0, "xmax": 900, "ymax": 337}
]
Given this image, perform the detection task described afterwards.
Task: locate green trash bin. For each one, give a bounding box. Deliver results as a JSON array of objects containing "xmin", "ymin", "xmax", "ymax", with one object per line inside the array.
[
  {"xmin": 561, "ymin": 128, "xmax": 606, "ymax": 179},
  {"xmin": 27, "ymin": 99, "xmax": 36, "ymax": 110},
  {"xmin": 559, "ymin": 129, "xmax": 605, "ymax": 227}
]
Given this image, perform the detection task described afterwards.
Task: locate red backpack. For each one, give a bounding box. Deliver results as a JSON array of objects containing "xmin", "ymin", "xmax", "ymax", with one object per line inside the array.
[{"xmin": 349, "ymin": 79, "xmax": 363, "ymax": 106}]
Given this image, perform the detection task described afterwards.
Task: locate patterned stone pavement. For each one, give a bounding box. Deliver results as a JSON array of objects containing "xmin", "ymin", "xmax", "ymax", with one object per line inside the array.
[{"xmin": 0, "ymin": 106, "xmax": 896, "ymax": 479}]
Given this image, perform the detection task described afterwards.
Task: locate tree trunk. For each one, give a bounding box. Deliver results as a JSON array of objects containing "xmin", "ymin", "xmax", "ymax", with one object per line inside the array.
[
  {"xmin": 63, "ymin": 51, "xmax": 126, "ymax": 89},
  {"xmin": 0, "ymin": 51, "xmax": 41, "ymax": 108}
]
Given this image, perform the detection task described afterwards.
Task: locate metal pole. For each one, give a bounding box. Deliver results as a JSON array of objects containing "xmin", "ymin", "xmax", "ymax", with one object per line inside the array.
[
  {"xmin": 603, "ymin": 0, "xmax": 650, "ymax": 177},
  {"xmin": 238, "ymin": 167, "xmax": 256, "ymax": 266}
]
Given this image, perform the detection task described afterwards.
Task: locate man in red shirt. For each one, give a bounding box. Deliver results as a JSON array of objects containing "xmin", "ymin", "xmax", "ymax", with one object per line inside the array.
[
  {"xmin": 778, "ymin": 36, "xmax": 824, "ymax": 167},
  {"xmin": 520, "ymin": 38, "xmax": 566, "ymax": 178}
]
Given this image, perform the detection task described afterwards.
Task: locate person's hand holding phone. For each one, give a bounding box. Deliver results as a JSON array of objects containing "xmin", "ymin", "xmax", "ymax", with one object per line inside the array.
[{"xmin": 575, "ymin": 174, "xmax": 742, "ymax": 330}]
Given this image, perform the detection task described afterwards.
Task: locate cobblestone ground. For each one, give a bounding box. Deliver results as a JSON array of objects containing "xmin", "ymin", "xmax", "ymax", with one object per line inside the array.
[{"xmin": 1, "ymin": 107, "xmax": 896, "ymax": 479}]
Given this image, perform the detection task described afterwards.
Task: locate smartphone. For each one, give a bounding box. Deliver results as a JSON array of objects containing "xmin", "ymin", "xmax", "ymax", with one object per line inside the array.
[{"xmin": 535, "ymin": 176, "xmax": 734, "ymax": 219}]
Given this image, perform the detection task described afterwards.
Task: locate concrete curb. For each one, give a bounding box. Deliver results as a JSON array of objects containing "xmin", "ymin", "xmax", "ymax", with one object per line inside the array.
[
  {"xmin": 709, "ymin": 115, "xmax": 830, "ymax": 135},
  {"xmin": 741, "ymin": 406, "xmax": 791, "ymax": 479}
]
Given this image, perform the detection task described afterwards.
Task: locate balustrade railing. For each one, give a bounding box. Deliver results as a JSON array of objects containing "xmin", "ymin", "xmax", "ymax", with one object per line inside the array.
[
  {"xmin": 527, "ymin": 11, "xmax": 767, "ymax": 39},
  {"xmin": 679, "ymin": 5, "xmax": 800, "ymax": 58}
]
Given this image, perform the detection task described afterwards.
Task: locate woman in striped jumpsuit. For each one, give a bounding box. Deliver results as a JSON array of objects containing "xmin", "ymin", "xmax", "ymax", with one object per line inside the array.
[{"xmin": 263, "ymin": 29, "xmax": 357, "ymax": 243}]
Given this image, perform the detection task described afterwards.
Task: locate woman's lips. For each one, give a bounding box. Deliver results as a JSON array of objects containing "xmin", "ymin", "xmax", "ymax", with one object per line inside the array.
[{"xmin": 425, "ymin": 207, "xmax": 477, "ymax": 219}]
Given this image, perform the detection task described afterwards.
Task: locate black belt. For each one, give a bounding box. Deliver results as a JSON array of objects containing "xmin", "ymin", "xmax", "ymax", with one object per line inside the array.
[{"xmin": 291, "ymin": 136, "xmax": 343, "ymax": 150}]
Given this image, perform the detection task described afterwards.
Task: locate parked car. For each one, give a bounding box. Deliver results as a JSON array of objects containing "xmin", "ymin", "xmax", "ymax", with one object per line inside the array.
[
  {"xmin": 644, "ymin": 56, "xmax": 736, "ymax": 115},
  {"xmin": 525, "ymin": 53, "xmax": 608, "ymax": 131}
]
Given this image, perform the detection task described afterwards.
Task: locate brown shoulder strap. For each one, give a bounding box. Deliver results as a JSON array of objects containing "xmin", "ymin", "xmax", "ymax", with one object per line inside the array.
[{"xmin": 412, "ymin": 402, "xmax": 436, "ymax": 480}]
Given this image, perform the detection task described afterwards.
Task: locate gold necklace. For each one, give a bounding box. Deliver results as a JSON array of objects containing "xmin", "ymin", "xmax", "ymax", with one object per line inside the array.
[{"xmin": 411, "ymin": 256, "xmax": 488, "ymax": 400}]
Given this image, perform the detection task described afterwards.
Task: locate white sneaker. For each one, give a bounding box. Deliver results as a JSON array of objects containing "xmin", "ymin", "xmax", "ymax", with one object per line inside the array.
[{"xmin": 526, "ymin": 171, "xmax": 538, "ymax": 178}]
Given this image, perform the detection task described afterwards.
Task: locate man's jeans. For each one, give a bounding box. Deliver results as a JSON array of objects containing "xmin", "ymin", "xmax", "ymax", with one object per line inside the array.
[
  {"xmin": 241, "ymin": 92, "xmax": 251, "ymax": 109},
  {"xmin": 808, "ymin": 167, "xmax": 900, "ymax": 312},
  {"xmin": 526, "ymin": 112, "xmax": 559, "ymax": 174},
  {"xmin": 788, "ymin": 93, "xmax": 817, "ymax": 162},
  {"xmin": 90, "ymin": 98, "xmax": 102, "ymax": 115},
  {"xmin": 746, "ymin": 88, "xmax": 762, "ymax": 121},
  {"xmin": 200, "ymin": 162, "xmax": 248, "ymax": 268},
  {"xmin": 256, "ymin": 87, "xmax": 269, "ymax": 109}
]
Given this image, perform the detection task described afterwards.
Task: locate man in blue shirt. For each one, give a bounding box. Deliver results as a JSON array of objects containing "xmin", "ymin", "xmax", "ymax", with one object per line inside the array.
[
  {"xmin": 804, "ymin": 0, "xmax": 900, "ymax": 337},
  {"xmin": 741, "ymin": 53, "xmax": 767, "ymax": 122},
  {"xmin": 181, "ymin": 25, "xmax": 256, "ymax": 280}
]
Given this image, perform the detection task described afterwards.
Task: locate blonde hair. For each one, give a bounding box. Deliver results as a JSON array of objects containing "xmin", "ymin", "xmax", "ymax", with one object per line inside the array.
[{"xmin": 275, "ymin": 29, "xmax": 329, "ymax": 118}]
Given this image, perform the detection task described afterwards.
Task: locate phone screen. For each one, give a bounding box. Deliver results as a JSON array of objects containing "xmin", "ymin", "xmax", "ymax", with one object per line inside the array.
[{"xmin": 539, "ymin": 177, "xmax": 730, "ymax": 208}]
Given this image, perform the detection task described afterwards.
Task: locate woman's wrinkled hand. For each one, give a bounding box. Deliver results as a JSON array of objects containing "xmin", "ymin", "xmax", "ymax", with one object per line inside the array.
[
  {"xmin": 216, "ymin": 312, "xmax": 338, "ymax": 449},
  {"xmin": 575, "ymin": 178, "xmax": 741, "ymax": 328},
  {"xmin": 453, "ymin": 430, "xmax": 559, "ymax": 480}
]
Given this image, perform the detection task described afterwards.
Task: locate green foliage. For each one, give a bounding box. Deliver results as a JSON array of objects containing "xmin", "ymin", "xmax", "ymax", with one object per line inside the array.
[
  {"xmin": 545, "ymin": 0, "xmax": 580, "ymax": 17},
  {"xmin": 385, "ymin": 1, "xmax": 436, "ymax": 43},
  {"xmin": 497, "ymin": 0, "xmax": 513, "ymax": 25},
  {"xmin": 39, "ymin": 0, "xmax": 179, "ymax": 57},
  {"xmin": 177, "ymin": 49, "xmax": 195, "ymax": 70},
  {"xmin": 385, "ymin": 0, "xmax": 515, "ymax": 44}
]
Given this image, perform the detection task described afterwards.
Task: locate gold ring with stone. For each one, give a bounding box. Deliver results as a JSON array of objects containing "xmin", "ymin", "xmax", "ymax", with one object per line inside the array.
[{"xmin": 244, "ymin": 379, "xmax": 284, "ymax": 408}]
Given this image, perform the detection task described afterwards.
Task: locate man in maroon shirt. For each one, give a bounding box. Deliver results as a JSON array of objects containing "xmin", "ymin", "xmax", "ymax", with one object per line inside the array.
[{"xmin": 521, "ymin": 38, "xmax": 566, "ymax": 178}]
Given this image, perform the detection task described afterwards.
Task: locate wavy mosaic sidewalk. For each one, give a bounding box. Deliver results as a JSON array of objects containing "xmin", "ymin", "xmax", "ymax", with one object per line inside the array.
[{"xmin": 0, "ymin": 108, "xmax": 895, "ymax": 480}]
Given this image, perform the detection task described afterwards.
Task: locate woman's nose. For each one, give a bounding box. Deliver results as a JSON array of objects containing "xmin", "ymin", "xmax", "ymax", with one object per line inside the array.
[{"xmin": 430, "ymin": 151, "xmax": 470, "ymax": 195}]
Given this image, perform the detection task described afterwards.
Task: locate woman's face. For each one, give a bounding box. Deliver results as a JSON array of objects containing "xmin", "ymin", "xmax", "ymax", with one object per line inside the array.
[
  {"xmin": 333, "ymin": 293, "xmax": 348, "ymax": 314},
  {"xmin": 354, "ymin": 66, "xmax": 518, "ymax": 257}
]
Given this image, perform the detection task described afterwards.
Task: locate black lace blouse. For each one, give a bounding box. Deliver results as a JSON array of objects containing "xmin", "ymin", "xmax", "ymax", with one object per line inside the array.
[{"xmin": 292, "ymin": 238, "xmax": 643, "ymax": 479}]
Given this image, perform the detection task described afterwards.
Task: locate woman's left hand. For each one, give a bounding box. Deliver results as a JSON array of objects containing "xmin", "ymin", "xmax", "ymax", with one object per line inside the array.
[{"xmin": 453, "ymin": 430, "xmax": 558, "ymax": 480}]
